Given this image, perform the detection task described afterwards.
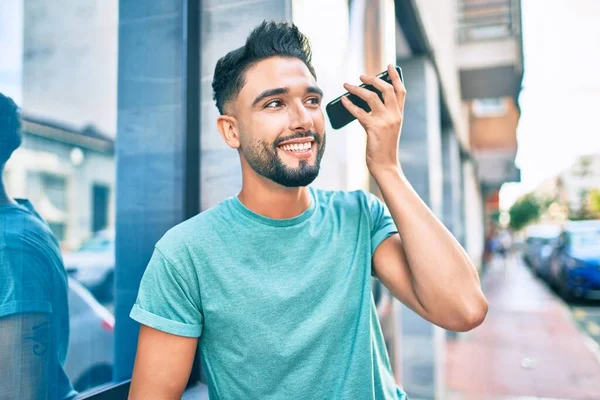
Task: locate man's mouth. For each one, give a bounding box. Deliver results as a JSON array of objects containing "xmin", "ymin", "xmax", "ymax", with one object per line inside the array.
[{"xmin": 277, "ymin": 138, "xmax": 315, "ymax": 159}]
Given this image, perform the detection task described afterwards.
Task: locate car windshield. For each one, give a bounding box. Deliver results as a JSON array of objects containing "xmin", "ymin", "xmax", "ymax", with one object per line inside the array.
[
  {"xmin": 570, "ymin": 229, "xmax": 600, "ymax": 251},
  {"xmin": 541, "ymin": 237, "xmax": 557, "ymax": 246}
]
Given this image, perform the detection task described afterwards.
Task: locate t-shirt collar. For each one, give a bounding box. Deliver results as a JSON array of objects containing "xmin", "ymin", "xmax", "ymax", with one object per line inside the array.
[{"xmin": 230, "ymin": 187, "xmax": 317, "ymax": 227}]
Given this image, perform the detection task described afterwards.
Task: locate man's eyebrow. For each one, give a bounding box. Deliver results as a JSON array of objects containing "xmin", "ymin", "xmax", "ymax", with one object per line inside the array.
[
  {"xmin": 252, "ymin": 88, "xmax": 288, "ymax": 107},
  {"xmin": 307, "ymin": 86, "xmax": 323, "ymax": 98},
  {"xmin": 251, "ymin": 86, "xmax": 324, "ymax": 107}
]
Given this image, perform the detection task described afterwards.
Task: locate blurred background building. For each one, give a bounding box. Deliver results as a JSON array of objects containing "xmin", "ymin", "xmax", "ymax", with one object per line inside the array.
[
  {"xmin": 0, "ymin": 0, "xmax": 526, "ymax": 398},
  {"xmin": 5, "ymin": 116, "xmax": 115, "ymax": 251}
]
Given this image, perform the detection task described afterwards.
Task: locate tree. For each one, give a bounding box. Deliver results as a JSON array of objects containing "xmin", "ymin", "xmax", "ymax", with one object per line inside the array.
[
  {"xmin": 508, "ymin": 194, "xmax": 547, "ymax": 231},
  {"xmin": 569, "ymin": 189, "xmax": 591, "ymax": 220},
  {"xmin": 572, "ymin": 156, "xmax": 593, "ymax": 178},
  {"xmin": 587, "ymin": 188, "xmax": 600, "ymax": 218}
]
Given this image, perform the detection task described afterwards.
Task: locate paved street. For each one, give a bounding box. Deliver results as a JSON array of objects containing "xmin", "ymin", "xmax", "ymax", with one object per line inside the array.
[
  {"xmin": 446, "ymin": 254, "xmax": 600, "ymax": 400},
  {"xmin": 571, "ymin": 301, "xmax": 600, "ymax": 352}
]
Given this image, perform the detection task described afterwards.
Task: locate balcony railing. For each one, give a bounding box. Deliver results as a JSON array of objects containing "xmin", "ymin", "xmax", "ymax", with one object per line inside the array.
[{"xmin": 457, "ymin": 0, "xmax": 521, "ymax": 43}]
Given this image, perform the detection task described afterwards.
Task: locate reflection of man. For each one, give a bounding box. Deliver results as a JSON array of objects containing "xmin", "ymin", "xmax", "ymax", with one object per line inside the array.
[
  {"xmin": 0, "ymin": 93, "xmax": 76, "ymax": 400},
  {"xmin": 129, "ymin": 21, "xmax": 488, "ymax": 399}
]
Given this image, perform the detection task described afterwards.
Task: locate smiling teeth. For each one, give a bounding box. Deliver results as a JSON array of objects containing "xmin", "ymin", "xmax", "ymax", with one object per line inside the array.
[{"xmin": 281, "ymin": 142, "xmax": 312, "ymax": 152}]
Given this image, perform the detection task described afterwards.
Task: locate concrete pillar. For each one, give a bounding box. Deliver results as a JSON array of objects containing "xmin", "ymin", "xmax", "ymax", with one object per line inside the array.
[
  {"xmin": 442, "ymin": 128, "xmax": 464, "ymax": 244},
  {"xmin": 458, "ymin": 154, "xmax": 467, "ymax": 247},
  {"xmin": 115, "ymin": 0, "xmax": 293, "ymax": 380},
  {"xmin": 396, "ymin": 56, "xmax": 445, "ymax": 400},
  {"xmin": 114, "ymin": 1, "xmax": 199, "ymax": 380}
]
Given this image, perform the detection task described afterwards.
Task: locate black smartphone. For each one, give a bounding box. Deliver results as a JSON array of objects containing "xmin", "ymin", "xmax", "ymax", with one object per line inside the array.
[{"xmin": 326, "ymin": 66, "xmax": 403, "ymax": 130}]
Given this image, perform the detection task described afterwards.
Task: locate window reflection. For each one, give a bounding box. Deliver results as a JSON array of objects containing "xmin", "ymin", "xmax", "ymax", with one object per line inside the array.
[{"xmin": 0, "ymin": 0, "xmax": 118, "ymax": 397}]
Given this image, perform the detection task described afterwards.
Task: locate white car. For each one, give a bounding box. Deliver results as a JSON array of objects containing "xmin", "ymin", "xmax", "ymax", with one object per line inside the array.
[
  {"xmin": 65, "ymin": 277, "xmax": 115, "ymax": 392},
  {"xmin": 64, "ymin": 230, "xmax": 115, "ymax": 303}
]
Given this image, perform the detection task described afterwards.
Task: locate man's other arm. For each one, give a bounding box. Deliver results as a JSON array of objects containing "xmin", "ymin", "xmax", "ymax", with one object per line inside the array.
[
  {"xmin": 128, "ymin": 325, "xmax": 198, "ymax": 400},
  {"xmin": 0, "ymin": 313, "xmax": 51, "ymax": 400}
]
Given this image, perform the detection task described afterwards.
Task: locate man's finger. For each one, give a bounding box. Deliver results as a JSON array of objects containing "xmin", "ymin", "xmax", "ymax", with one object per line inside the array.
[
  {"xmin": 343, "ymin": 83, "xmax": 385, "ymax": 113},
  {"xmin": 387, "ymin": 64, "xmax": 406, "ymax": 108},
  {"xmin": 340, "ymin": 96, "xmax": 370, "ymax": 125},
  {"xmin": 359, "ymin": 74, "xmax": 398, "ymax": 111}
]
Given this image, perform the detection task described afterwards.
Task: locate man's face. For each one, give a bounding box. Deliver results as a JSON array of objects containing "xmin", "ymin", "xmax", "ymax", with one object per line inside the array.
[{"xmin": 231, "ymin": 57, "xmax": 326, "ymax": 187}]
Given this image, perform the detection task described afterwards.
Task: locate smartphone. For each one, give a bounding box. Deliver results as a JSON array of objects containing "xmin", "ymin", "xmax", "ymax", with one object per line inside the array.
[{"xmin": 326, "ymin": 66, "xmax": 403, "ymax": 130}]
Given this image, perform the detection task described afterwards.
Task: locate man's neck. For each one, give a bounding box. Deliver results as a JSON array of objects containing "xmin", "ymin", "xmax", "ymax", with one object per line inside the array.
[
  {"xmin": 0, "ymin": 168, "xmax": 17, "ymax": 206},
  {"xmin": 238, "ymin": 174, "xmax": 312, "ymax": 220},
  {"xmin": 0, "ymin": 186, "xmax": 16, "ymax": 206}
]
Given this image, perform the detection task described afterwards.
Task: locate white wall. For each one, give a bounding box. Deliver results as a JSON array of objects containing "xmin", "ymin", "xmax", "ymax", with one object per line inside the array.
[
  {"xmin": 413, "ymin": 0, "xmax": 467, "ymax": 148},
  {"xmin": 0, "ymin": 0, "xmax": 23, "ymax": 104},
  {"xmin": 292, "ymin": 0, "xmax": 396, "ymax": 192},
  {"xmin": 292, "ymin": 0, "xmax": 363, "ymax": 191},
  {"xmin": 22, "ymin": 0, "xmax": 118, "ymax": 135}
]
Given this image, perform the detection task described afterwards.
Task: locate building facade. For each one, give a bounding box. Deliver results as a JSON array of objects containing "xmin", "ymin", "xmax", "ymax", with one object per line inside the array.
[
  {"xmin": 4, "ymin": 116, "xmax": 115, "ymax": 251},
  {"xmin": 0, "ymin": 0, "xmax": 523, "ymax": 398}
]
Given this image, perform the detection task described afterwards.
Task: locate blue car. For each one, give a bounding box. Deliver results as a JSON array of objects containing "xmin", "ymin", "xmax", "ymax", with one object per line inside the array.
[
  {"xmin": 522, "ymin": 224, "xmax": 561, "ymax": 280},
  {"xmin": 548, "ymin": 220, "xmax": 600, "ymax": 300}
]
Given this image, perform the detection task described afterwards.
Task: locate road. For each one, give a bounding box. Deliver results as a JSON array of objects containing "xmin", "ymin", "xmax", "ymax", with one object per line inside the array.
[
  {"xmin": 570, "ymin": 299, "xmax": 600, "ymax": 352},
  {"xmin": 520, "ymin": 251, "xmax": 600, "ymax": 352},
  {"xmin": 447, "ymin": 254, "xmax": 600, "ymax": 399}
]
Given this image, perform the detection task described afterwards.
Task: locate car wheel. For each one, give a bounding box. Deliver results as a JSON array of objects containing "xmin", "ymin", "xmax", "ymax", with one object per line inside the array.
[
  {"xmin": 558, "ymin": 270, "xmax": 573, "ymax": 302},
  {"xmin": 73, "ymin": 364, "xmax": 113, "ymax": 392}
]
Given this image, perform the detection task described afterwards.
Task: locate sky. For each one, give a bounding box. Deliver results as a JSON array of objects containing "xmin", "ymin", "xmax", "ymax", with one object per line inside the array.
[{"xmin": 499, "ymin": 0, "xmax": 600, "ymax": 209}]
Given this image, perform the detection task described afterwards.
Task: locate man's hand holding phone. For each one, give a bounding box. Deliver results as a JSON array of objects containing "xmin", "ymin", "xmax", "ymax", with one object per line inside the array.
[{"xmin": 340, "ymin": 64, "xmax": 406, "ymax": 177}]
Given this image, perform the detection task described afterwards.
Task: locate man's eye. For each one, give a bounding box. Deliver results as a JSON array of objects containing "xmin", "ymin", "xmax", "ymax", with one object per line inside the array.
[
  {"xmin": 265, "ymin": 99, "xmax": 283, "ymax": 108},
  {"xmin": 306, "ymin": 97, "xmax": 321, "ymax": 105}
]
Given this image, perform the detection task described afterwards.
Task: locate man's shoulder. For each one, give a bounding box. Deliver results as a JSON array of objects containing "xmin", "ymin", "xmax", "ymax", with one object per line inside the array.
[
  {"xmin": 312, "ymin": 187, "xmax": 372, "ymax": 210},
  {"xmin": 154, "ymin": 197, "xmax": 233, "ymax": 254},
  {"xmin": 0, "ymin": 201, "xmax": 59, "ymax": 254}
]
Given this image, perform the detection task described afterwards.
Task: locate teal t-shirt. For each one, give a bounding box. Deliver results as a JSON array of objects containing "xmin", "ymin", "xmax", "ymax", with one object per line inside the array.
[
  {"xmin": 0, "ymin": 200, "xmax": 77, "ymax": 400},
  {"xmin": 130, "ymin": 188, "xmax": 408, "ymax": 399}
]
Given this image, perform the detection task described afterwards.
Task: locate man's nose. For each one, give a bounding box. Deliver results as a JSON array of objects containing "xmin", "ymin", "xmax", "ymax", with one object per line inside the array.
[{"xmin": 289, "ymin": 101, "xmax": 314, "ymax": 132}]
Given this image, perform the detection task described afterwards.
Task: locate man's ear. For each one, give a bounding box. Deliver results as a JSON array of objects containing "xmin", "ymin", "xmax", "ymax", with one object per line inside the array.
[{"xmin": 216, "ymin": 115, "xmax": 241, "ymax": 149}]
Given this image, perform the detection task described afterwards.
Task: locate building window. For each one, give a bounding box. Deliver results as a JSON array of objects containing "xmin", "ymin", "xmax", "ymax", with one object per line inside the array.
[
  {"xmin": 42, "ymin": 173, "xmax": 68, "ymax": 212},
  {"xmin": 92, "ymin": 184, "xmax": 110, "ymax": 233}
]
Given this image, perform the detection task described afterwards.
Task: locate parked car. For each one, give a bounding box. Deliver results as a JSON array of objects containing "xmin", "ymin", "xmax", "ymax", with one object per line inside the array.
[
  {"xmin": 65, "ymin": 277, "xmax": 115, "ymax": 392},
  {"xmin": 548, "ymin": 220, "xmax": 600, "ymax": 301},
  {"xmin": 522, "ymin": 224, "xmax": 561, "ymax": 281},
  {"xmin": 63, "ymin": 229, "xmax": 115, "ymax": 303},
  {"xmin": 522, "ymin": 224, "xmax": 561, "ymax": 277}
]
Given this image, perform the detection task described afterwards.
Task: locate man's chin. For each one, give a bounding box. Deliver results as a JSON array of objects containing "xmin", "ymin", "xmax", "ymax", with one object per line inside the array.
[{"xmin": 272, "ymin": 168, "xmax": 320, "ymax": 188}]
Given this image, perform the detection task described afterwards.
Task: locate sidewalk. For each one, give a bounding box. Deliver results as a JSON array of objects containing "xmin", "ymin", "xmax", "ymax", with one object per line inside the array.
[{"xmin": 446, "ymin": 254, "xmax": 600, "ymax": 400}]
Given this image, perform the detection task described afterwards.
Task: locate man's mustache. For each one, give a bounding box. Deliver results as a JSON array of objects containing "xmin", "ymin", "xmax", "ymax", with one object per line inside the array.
[{"xmin": 273, "ymin": 131, "xmax": 323, "ymax": 148}]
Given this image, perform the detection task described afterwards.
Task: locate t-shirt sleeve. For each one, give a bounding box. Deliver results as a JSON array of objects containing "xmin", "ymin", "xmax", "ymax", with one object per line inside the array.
[
  {"xmin": 0, "ymin": 248, "xmax": 53, "ymax": 318},
  {"xmin": 130, "ymin": 247, "xmax": 203, "ymax": 338},
  {"xmin": 364, "ymin": 191, "xmax": 398, "ymax": 257}
]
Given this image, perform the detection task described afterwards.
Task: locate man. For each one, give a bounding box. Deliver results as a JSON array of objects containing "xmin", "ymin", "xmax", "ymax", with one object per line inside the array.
[
  {"xmin": 0, "ymin": 93, "xmax": 77, "ymax": 400},
  {"xmin": 129, "ymin": 21, "xmax": 488, "ymax": 399}
]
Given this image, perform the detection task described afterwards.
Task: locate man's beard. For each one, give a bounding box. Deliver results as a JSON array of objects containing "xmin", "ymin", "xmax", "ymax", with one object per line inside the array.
[{"xmin": 241, "ymin": 131, "xmax": 326, "ymax": 187}]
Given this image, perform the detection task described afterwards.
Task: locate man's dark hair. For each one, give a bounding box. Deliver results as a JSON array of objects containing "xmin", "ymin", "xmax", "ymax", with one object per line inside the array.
[
  {"xmin": 0, "ymin": 92, "xmax": 22, "ymax": 165},
  {"xmin": 212, "ymin": 20, "xmax": 317, "ymax": 115}
]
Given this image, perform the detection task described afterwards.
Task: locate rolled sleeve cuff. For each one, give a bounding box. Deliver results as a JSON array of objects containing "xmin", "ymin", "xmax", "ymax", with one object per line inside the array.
[
  {"xmin": 371, "ymin": 226, "xmax": 399, "ymax": 277},
  {"xmin": 130, "ymin": 305, "xmax": 202, "ymax": 338},
  {"xmin": 371, "ymin": 225, "xmax": 398, "ymax": 257},
  {"xmin": 0, "ymin": 300, "xmax": 53, "ymax": 318}
]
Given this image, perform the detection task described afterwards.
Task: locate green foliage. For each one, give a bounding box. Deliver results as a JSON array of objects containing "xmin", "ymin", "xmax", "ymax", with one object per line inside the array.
[
  {"xmin": 508, "ymin": 194, "xmax": 546, "ymax": 231},
  {"xmin": 589, "ymin": 189, "xmax": 600, "ymax": 215}
]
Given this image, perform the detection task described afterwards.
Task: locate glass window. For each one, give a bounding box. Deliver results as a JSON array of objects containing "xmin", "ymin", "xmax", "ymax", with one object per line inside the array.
[
  {"xmin": 0, "ymin": 1, "xmax": 118, "ymax": 397},
  {"xmin": 569, "ymin": 229, "xmax": 600, "ymax": 251}
]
